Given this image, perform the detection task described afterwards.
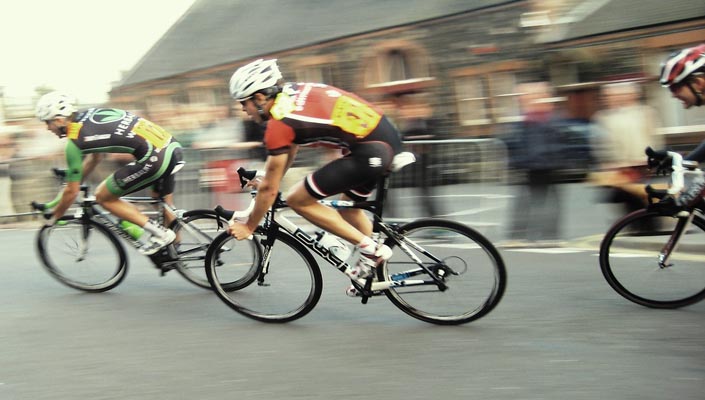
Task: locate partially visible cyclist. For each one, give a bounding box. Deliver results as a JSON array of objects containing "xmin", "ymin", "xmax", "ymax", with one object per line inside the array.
[
  {"xmin": 35, "ymin": 91, "xmax": 184, "ymax": 255},
  {"xmin": 226, "ymin": 59, "xmax": 402, "ymax": 293},
  {"xmin": 648, "ymin": 43, "xmax": 705, "ymax": 212}
]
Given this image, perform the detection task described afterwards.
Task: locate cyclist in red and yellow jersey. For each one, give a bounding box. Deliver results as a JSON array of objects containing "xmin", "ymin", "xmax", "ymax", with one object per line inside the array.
[
  {"xmin": 227, "ymin": 59, "xmax": 402, "ymax": 289},
  {"xmin": 35, "ymin": 91, "xmax": 184, "ymax": 255}
]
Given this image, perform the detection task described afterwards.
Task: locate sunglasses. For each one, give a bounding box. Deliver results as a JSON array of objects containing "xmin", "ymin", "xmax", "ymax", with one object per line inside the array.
[
  {"xmin": 239, "ymin": 97, "xmax": 252, "ymax": 108},
  {"xmin": 668, "ymin": 82, "xmax": 686, "ymax": 94}
]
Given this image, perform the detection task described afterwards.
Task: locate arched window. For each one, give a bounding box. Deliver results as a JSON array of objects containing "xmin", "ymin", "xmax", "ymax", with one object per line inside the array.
[
  {"xmin": 386, "ymin": 49, "xmax": 412, "ymax": 82},
  {"xmin": 363, "ymin": 41, "xmax": 434, "ymax": 95}
]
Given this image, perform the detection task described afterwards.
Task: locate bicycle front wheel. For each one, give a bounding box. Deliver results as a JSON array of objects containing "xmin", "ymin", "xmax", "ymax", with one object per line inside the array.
[
  {"xmin": 600, "ymin": 209, "xmax": 705, "ymax": 308},
  {"xmin": 36, "ymin": 218, "xmax": 127, "ymax": 292},
  {"xmin": 380, "ymin": 219, "xmax": 507, "ymax": 325},
  {"xmin": 206, "ymin": 230, "xmax": 322, "ymax": 323},
  {"xmin": 169, "ymin": 209, "xmax": 231, "ymax": 289}
]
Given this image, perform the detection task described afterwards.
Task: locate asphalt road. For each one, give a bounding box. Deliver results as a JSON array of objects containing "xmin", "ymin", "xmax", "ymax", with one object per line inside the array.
[{"xmin": 1, "ymin": 183, "xmax": 703, "ymax": 400}]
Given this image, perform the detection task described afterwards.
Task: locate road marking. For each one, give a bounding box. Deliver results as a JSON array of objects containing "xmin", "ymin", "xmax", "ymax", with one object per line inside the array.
[
  {"xmin": 505, "ymin": 248, "xmax": 590, "ymax": 254},
  {"xmin": 596, "ymin": 252, "xmax": 652, "ymax": 258},
  {"xmin": 424, "ymin": 243, "xmax": 482, "ymax": 249},
  {"xmin": 398, "ymin": 193, "xmax": 512, "ymax": 200},
  {"xmin": 444, "ymin": 206, "xmax": 502, "ymax": 216}
]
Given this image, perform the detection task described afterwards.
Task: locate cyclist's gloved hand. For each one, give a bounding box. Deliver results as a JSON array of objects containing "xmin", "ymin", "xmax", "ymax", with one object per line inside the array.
[
  {"xmin": 646, "ymin": 150, "xmax": 672, "ymax": 176},
  {"xmin": 244, "ymin": 176, "xmax": 262, "ymax": 190},
  {"xmin": 42, "ymin": 211, "xmax": 60, "ymax": 228},
  {"xmin": 655, "ymin": 158, "xmax": 673, "ymax": 176}
]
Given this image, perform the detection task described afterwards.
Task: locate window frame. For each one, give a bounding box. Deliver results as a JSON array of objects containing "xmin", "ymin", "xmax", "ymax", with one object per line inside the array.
[{"xmin": 451, "ymin": 61, "xmax": 526, "ymax": 127}]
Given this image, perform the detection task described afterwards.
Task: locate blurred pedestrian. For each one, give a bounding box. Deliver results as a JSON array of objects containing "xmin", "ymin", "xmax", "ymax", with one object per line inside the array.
[
  {"xmin": 590, "ymin": 81, "xmax": 663, "ymax": 216},
  {"xmin": 501, "ymin": 82, "xmax": 567, "ymax": 247},
  {"xmin": 386, "ymin": 92, "xmax": 442, "ymax": 218}
]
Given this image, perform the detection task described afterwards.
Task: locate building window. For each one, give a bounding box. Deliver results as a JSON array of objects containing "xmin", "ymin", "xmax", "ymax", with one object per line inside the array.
[
  {"xmin": 188, "ymin": 88, "xmax": 215, "ymax": 105},
  {"xmin": 453, "ymin": 62, "xmax": 523, "ymax": 127},
  {"xmin": 146, "ymin": 95, "xmax": 173, "ymax": 113},
  {"xmin": 386, "ymin": 49, "xmax": 412, "ymax": 81},
  {"xmin": 294, "ymin": 64, "xmax": 335, "ymax": 85},
  {"xmin": 455, "ymin": 77, "xmax": 491, "ymax": 125},
  {"xmin": 490, "ymin": 72, "xmax": 520, "ymax": 123},
  {"xmin": 363, "ymin": 41, "xmax": 432, "ymax": 91},
  {"xmin": 213, "ymin": 87, "xmax": 231, "ymax": 106}
]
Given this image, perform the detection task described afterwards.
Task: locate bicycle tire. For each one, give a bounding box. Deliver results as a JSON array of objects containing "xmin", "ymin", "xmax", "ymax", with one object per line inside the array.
[
  {"xmin": 599, "ymin": 209, "xmax": 705, "ymax": 309},
  {"xmin": 205, "ymin": 229, "xmax": 322, "ymax": 323},
  {"xmin": 169, "ymin": 209, "xmax": 236, "ymax": 289},
  {"xmin": 379, "ymin": 218, "xmax": 507, "ymax": 325},
  {"xmin": 36, "ymin": 217, "xmax": 127, "ymax": 292}
]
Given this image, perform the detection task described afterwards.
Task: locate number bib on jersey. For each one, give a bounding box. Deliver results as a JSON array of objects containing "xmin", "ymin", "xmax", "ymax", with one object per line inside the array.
[
  {"xmin": 330, "ymin": 95, "xmax": 382, "ymax": 137},
  {"xmin": 131, "ymin": 119, "xmax": 171, "ymax": 148},
  {"xmin": 67, "ymin": 122, "xmax": 83, "ymax": 140}
]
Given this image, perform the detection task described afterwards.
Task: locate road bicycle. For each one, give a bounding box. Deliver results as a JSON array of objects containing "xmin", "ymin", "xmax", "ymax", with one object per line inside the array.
[
  {"xmin": 599, "ymin": 148, "xmax": 705, "ymax": 308},
  {"xmin": 204, "ymin": 152, "xmax": 507, "ymax": 325},
  {"xmin": 31, "ymin": 168, "xmax": 233, "ymax": 292}
]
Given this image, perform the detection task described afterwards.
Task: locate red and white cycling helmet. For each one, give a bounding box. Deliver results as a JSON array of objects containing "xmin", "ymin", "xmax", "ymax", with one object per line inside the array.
[{"xmin": 659, "ymin": 44, "xmax": 705, "ymax": 87}]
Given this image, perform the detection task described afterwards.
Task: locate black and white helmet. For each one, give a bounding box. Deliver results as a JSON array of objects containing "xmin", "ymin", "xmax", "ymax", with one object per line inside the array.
[
  {"xmin": 35, "ymin": 91, "xmax": 77, "ymax": 121},
  {"xmin": 229, "ymin": 59, "xmax": 282, "ymax": 101}
]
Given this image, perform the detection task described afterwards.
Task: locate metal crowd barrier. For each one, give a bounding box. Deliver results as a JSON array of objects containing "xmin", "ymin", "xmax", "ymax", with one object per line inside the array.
[{"xmin": 0, "ymin": 138, "xmax": 508, "ymax": 224}]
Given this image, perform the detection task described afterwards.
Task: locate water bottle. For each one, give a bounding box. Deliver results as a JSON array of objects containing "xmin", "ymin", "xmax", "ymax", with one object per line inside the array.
[
  {"xmin": 315, "ymin": 230, "xmax": 352, "ymax": 261},
  {"xmin": 119, "ymin": 220, "xmax": 145, "ymax": 240}
]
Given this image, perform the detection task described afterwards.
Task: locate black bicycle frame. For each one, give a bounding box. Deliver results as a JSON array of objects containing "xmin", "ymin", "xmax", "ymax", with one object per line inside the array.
[{"xmin": 253, "ymin": 172, "xmax": 449, "ymax": 296}]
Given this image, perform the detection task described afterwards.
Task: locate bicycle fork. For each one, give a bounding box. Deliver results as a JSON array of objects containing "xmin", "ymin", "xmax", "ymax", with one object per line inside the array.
[
  {"xmin": 76, "ymin": 218, "xmax": 90, "ymax": 262},
  {"xmin": 658, "ymin": 213, "xmax": 693, "ymax": 268}
]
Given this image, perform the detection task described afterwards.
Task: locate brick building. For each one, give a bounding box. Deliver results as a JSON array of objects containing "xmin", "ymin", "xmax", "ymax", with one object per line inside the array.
[{"xmin": 108, "ymin": 0, "xmax": 705, "ymax": 142}]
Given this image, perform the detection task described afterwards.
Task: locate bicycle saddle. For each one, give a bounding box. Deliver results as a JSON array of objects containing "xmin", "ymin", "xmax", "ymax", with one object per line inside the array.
[{"xmin": 391, "ymin": 152, "xmax": 416, "ymax": 172}]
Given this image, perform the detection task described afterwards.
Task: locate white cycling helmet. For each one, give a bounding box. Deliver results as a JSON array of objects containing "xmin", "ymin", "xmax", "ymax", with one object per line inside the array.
[
  {"xmin": 35, "ymin": 91, "xmax": 78, "ymax": 121},
  {"xmin": 229, "ymin": 59, "xmax": 282, "ymax": 101}
]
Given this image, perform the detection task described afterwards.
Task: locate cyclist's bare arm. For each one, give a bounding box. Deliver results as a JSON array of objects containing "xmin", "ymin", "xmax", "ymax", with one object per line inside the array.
[
  {"xmin": 229, "ymin": 152, "xmax": 289, "ymax": 239},
  {"xmin": 244, "ymin": 145, "xmax": 297, "ymax": 190},
  {"xmin": 50, "ymin": 181, "xmax": 81, "ymax": 222},
  {"xmin": 81, "ymin": 153, "xmax": 105, "ymax": 182},
  {"xmin": 285, "ymin": 144, "xmax": 299, "ymax": 171}
]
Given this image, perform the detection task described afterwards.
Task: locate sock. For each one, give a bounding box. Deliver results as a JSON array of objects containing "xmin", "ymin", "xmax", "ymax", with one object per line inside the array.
[
  {"xmin": 357, "ymin": 236, "xmax": 376, "ymax": 255},
  {"xmin": 143, "ymin": 220, "xmax": 166, "ymax": 237}
]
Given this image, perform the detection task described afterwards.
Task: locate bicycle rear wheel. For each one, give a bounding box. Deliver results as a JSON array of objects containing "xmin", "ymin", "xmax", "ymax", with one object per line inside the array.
[
  {"xmin": 206, "ymin": 230, "xmax": 322, "ymax": 323},
  {"xmin": 379, "ymin": 219, "xmax": 506, "ymax": 325},
  {"xmin": 36, "ymin": 218, "xmax": 127, "ymax": 292},
  {"xmin": 600, "ymin": 209, "xmax": 705, "ymax": 308},
  {"xmin": 169, "ymin": 209, "xmax": 231, "ymax": 289}
]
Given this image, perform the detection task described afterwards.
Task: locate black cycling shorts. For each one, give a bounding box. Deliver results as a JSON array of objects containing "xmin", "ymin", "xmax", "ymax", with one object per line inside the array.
[
  {"xmin": 304, "ymin": 116, "xmax": 402, "ymax": 201},
  {"xmin": 106, "ymin": 142, "xmax": 184, "ymax": 197}
]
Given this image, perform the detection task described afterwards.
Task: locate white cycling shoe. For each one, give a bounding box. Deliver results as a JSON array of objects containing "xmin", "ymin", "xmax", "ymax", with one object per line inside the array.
[
  {"xmin": 139, "ymin": 229, "xmax": 176, "ymax": 255},
  {"xmin": 345, "ymin": 244, "xmax": 392, "ymax": 297}
]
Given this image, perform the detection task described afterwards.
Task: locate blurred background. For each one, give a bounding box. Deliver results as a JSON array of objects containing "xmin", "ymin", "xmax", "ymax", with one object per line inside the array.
[{"xmin": 1, "ymin": 0, "xmax": 704, "ymax": 232}]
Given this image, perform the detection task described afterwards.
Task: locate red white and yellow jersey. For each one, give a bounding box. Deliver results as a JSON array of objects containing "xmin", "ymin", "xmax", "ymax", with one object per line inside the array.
[{"xmin": 264, "ymin": 82, "xmax": 384, "ymax": 155}]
